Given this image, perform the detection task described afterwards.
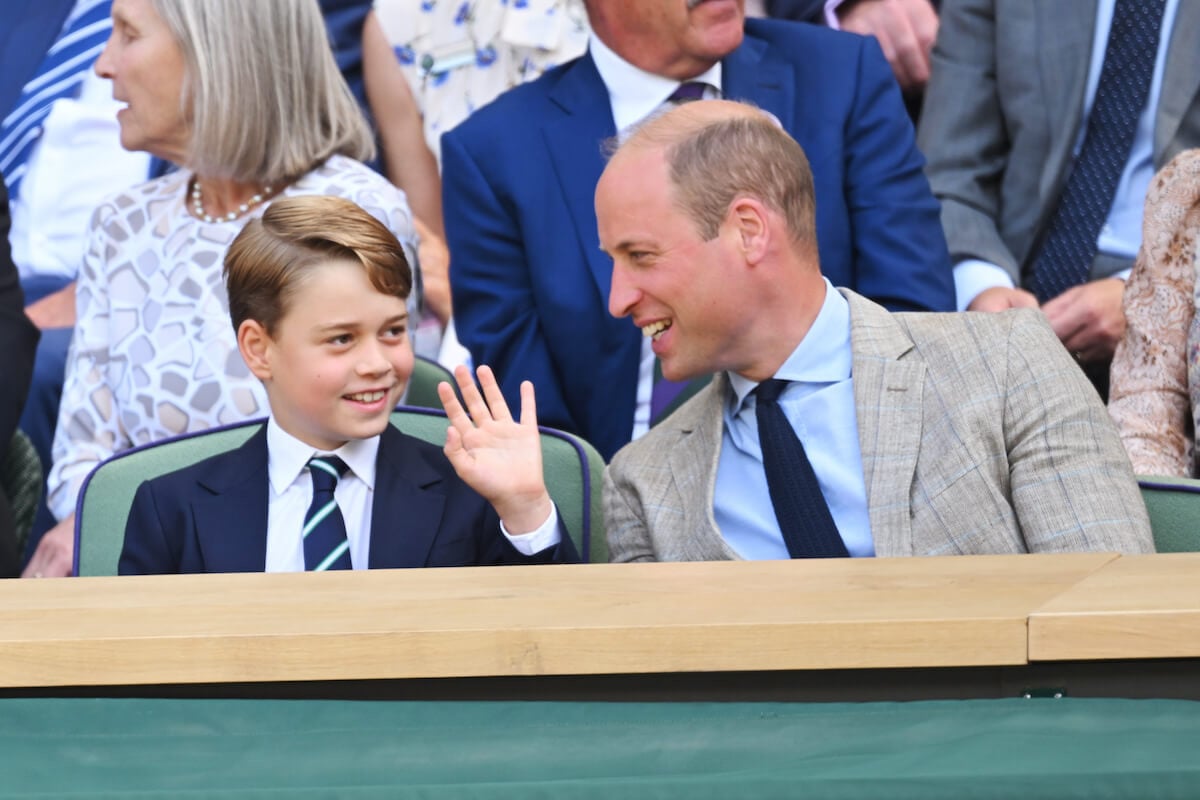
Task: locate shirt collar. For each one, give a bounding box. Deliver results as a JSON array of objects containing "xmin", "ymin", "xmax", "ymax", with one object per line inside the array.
[
  {"xmin": 266, "ymin": 417, "xmax": 381, "ymax": 495},
  {"xmin": 728, "ymin": 279, "xmax": 853, "ymax": 414},
  {"xmin": 588, "ymin": 33, "xmax": 723, "ymax": 134}
]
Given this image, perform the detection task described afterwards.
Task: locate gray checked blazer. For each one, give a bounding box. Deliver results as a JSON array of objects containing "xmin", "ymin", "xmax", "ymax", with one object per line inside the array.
[
  {"xmin": 603, "ymin": 290, "xmax": 1154, "ymax": 562},
  {"xmin": 916, "ymin": 0, "xmax": 1200, "ymax": 283}
]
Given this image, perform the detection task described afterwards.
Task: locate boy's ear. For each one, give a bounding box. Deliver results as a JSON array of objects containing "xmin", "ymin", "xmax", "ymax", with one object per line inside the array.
[{"xmin": 237, "ymin": 320, "xmax": 274, "ymax": 382}]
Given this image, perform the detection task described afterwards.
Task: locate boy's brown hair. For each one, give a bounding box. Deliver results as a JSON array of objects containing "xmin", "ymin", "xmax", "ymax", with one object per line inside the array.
[{"xmin": 224, "ymin": 195, "xmax": 412, "ymax": 335}]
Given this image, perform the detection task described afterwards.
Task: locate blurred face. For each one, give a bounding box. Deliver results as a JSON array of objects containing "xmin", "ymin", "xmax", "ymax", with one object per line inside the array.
[
  {"xmin": 597, "ymin": 147, "xmax": 752, "ymax": 381},
  {"xmin": 250, "ymin": 259, "xmax": 413, "ymax": 452},
  {"xmin": 94, "ymin": 0, "xmax": 189, "ymax": 163},
  {"xmin": 588, "ymin": 0, "xmax": 745, "ymax": 80}
]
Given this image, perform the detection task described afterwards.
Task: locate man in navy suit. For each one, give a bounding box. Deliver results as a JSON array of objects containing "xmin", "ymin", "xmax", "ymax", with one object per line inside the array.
[
  {"xmin": 120, "ymin": 196, "xmax": 577, "ymax": 574},
  {"xmin": 442, "ymin": 0, "xmax": 953, "ymax": 461}
]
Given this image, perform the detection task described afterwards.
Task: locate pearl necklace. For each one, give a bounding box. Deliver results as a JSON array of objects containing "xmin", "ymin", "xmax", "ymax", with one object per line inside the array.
[{"xmin": 190, "ymin": 178, "xmax": 274, "ymax": 223}]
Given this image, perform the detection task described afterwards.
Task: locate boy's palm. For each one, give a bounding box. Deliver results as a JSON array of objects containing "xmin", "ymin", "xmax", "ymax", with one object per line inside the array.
[{"xmin": 439, "ymin": 366, "xmax": 552, "ymax": 534}]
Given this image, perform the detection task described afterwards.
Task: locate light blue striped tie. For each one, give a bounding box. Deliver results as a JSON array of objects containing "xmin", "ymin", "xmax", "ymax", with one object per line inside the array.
[
  {"xmin": 302, "ymin": 456, "xmax": 353, "ymax": 571},
  {"xmin": 0, "ymin": 0, "xmax": 113, "ymax": 199}
]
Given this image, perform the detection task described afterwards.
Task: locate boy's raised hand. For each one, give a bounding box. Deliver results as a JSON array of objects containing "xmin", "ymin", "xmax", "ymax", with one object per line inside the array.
[{"xmin": 437, "ymin": 365, "xmax": 553, "ymax": 535}]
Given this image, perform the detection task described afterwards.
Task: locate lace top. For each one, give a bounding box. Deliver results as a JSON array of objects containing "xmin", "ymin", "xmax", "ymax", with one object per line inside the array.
[{"xmin": 1109, "ymin": 149, "xmax": 1200, "ymax": 476}]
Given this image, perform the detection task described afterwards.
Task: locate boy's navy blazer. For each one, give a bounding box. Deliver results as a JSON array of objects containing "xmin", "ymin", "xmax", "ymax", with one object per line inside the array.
[{"xmin": 119, "ymin": 424, "xmax": 578, "ymax": 574}]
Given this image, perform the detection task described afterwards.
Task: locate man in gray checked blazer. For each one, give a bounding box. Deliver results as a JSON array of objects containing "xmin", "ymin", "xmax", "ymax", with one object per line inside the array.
[{"xmin": 596, "ymin": 100, "xmax": 1153, "ymax": 563}]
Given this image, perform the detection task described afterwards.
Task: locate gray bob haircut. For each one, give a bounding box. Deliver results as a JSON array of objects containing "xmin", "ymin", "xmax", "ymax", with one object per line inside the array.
[{"xmin": 153, "ymin": 0, "xmax": 375, "ymax": 184}]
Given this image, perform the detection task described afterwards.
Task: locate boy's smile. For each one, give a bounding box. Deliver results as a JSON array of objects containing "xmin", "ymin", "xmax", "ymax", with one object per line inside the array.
[{"xmin": 253, "ymin": 258, "xmax": 413, "ymax": 451}]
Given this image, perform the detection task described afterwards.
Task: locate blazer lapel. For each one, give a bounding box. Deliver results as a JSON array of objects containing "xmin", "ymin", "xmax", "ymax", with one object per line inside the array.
[
  {"xmin": 1034, "ymin": 0, "xmax": 1098, "ymax": 200},
  {"xmin": 1156, "ymin": 2, "xmax": 1200, "ymax": 162},
  {"xmin": 192, "ymin": 427, "xmax": 270, "ymax": 573},
  {"xmin": 843, "ymin": 291, "xmax": 926, "ymax": 557},
  {"xmin": 666, "ymin": 376, "xmax": 742, "ymax": 561},
  {"xmin": 721, "ymin": 31, "xmax": 795, "ymax": 137},
  {"xmin": 543, "ymin": 51, "xmax": 621, "ymax": 301},
  {"xmin": 367, "ymin": 425, "xmax": 447, "ymax": 569}
]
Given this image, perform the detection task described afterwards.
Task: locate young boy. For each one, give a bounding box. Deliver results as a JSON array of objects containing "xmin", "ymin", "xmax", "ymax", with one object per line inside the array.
[{"xmin": 119, "ymin": 196, "xmax": 577, "ymax": 573}]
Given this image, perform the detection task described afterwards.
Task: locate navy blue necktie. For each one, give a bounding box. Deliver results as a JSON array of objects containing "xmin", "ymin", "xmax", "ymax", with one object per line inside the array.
[
  {"xmin": 303, "ymin": 456, "xmax": 353, "ymax": 571},
  {"xmin": 755, "ymin": 380, "xmax": 848, "ymax": 559},
  {"xmin": 0, "ymin": 0, "xmax": 112, "ymax": 199},
  {"xmin": 1026, "ymin": 0, "xmax": 1166, "ymax": 302}
]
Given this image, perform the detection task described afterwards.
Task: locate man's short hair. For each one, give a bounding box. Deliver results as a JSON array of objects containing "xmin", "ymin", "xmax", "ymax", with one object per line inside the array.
[
  {"xmin": 153, "ymin": 0, "xmax": 375, "ymax": 185},
  {"xmin": 626, "ymin": 104, "xmax": 818, "ymax": 246},
  {"xmin": 224, "ymin": 196, "xmax": 412, "ymax": 336}
]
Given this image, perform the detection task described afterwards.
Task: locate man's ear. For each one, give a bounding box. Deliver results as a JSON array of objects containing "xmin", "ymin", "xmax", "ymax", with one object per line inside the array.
[
  {"xmin": 728, "ymin": 196, "xmax": 770, "ymax": 265},
  {"xmin": 237, "ymin": 319, "xmax": 274, "ymax": 382}
]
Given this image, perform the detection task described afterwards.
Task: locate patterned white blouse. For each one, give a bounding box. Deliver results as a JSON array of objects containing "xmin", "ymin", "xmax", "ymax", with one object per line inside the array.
[{"xmin": 47, "ymin": 154, "xmax": 418, "ymax": 520}]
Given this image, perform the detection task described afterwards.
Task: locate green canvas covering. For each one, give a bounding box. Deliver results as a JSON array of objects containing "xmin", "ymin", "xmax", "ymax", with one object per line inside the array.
[{"xmin": 0, "ymin": 697, "xmax": 1197, "ymax": 798}]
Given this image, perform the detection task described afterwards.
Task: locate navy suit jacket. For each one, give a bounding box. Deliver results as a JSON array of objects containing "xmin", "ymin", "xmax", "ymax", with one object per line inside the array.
[
  {"xmin": 119, "ymin": 424, "xmax": 578, "ymax": 574},
  {"xmin": 442, "ymin": 18, "xmax": 954, "ymax": 460}
]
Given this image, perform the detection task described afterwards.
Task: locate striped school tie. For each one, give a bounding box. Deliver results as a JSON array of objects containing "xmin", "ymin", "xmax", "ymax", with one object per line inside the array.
[
  {"xmin": 302, "ymin": 456, "xmax": 353, "ymax": 571},
  {"xmin": 0, "ymin": 0, "xmax": 113, "ymax": 198}
]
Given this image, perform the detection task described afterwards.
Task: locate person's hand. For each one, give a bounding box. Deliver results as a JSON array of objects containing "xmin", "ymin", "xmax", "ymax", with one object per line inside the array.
[
  {"xmin": 22, "ymin": 515, "xmax": 75, "ymax": 578},
  {"xmin": 967, "ymin": 286, "xmax": 1040, "ymax": 313},
  {"xmin": 1041, "ymin": 278, "xmax": 1127, "ymax": 363},
  {"xmin": 24, "ymin": 283, "xmax": 77, "ymax": 330},
  {"xmin": 414, "ymin": 217, "xmax": 451, "ymax": 325},
  {"xmin": 438, "ymin": 365, "xmax": 552, "ymax": 534},
  {"xmin": 837, "ymin": 0, "xmax": 939, "ymax": 92}
]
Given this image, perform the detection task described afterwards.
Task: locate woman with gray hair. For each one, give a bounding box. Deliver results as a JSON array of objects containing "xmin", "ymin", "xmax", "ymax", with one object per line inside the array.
[{"xmin": 25, "ymin": 0, "xmax": 423, "ymax": 577}]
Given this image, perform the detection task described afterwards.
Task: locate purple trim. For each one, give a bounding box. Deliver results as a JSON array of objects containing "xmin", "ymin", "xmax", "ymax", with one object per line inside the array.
[
  {"xmin": 392, "ymin": 404, "xmax": 448, "ymax": 418},
  {"xmin": 71, "ymin": 418, "xmax": 268, "ymax": 576},
  {"xmin": 392, "ymin": 406, "xmax": 596, "ymax": 562},
  {"xmin": 1137, "ymin": 478, "xmax": 1200, "ymax": 495}
]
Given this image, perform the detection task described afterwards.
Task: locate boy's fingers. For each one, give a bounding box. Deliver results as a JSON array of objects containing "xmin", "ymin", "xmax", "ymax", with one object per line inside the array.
[
  {"xmin": 443, "ymin": 424, "xmax": 463, "ymax": 455},
  {"xmin": 438, "ymin": 380, "xmax": 472, "ymax": 429},
  {"xmin": 454, "ymin": 364, "xmax": 490, "ymax": 425},
  {"xmin": 476, "ymin": 365, "xmax": 512, "ymax": 422},
  {"xmin": 519, "ymin": 380, "xmax": 537, "ymax": 427}
]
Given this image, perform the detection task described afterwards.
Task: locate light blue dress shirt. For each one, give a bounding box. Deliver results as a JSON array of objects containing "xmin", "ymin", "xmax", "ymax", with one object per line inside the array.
[{"xmin": 714, "ymin": 281, "xmax": 874, "ymax": 559}]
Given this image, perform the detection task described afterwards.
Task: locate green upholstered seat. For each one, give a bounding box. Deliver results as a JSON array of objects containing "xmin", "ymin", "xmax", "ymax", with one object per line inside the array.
[
  {"xmin": 404, "ymin": 355, "xmax": 456, "ymax": 409},
  {"xmin": 1138, "ymin": 475, "xmax": 1200, "ymax": 553}
]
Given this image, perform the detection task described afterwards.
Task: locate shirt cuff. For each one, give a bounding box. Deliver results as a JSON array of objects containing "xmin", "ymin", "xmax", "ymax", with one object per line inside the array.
[
  {"xmin": 953, "ymin": 259, "xmax": 1014, "ymax": 311},
  {"xmin": 500, "ymin": 504, "xmax": 562, "ymax": 555},
  {"xmin": 824, "ymin": 0, "xmax": 847, "ymax": 28}
]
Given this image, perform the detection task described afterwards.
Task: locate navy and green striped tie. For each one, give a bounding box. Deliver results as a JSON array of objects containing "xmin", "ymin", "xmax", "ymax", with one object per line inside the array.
[{"xmin": 302, "ymin": 456, "xmax": 353, "ymax": 571}]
